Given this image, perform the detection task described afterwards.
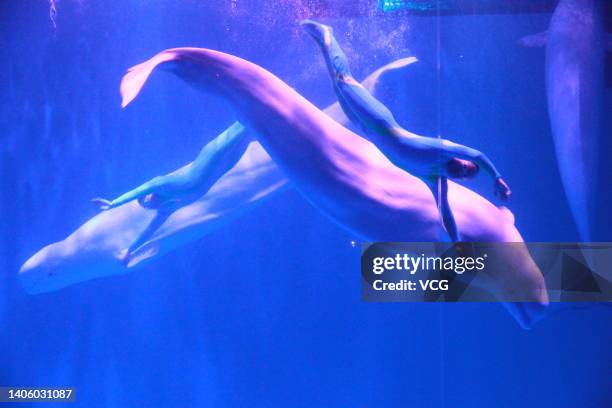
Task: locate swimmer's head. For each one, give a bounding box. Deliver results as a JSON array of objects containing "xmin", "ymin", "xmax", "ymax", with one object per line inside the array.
[
  {"xmin": 446, "ymin": 158, "xmax": 479, "ymax": 179},
  {"xmin": 138, "ymin": 193, "xmax": 164, "ymax": 209},
  {"xmin": 138, "ymin": 193, "xmax": 183, "ymax": 212}
]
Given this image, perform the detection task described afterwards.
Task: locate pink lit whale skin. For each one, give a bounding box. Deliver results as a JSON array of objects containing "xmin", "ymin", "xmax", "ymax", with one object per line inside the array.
[{"xmin": 20, "ymin": 49, "xmax": 547, "ymax": 328}]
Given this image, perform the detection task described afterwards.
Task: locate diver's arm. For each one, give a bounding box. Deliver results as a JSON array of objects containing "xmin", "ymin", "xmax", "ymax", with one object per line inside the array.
[
  {"xmin": 443, "ymin": 142, "xmax": 511, "ymax": 199},
  {"xmin": 93, "ymin": 122, "xmax": 250, "ymax": 210},
  {"xmin": 302, "ymin": 20, "xmax": 402, "ymax": 140},
  {"xmin": 92, "ymin": 177, "xmax": 165, "ymax": 210},
  {"xmin": 447, "ymin": 143, "xmax": 502, "ymax": 178}
]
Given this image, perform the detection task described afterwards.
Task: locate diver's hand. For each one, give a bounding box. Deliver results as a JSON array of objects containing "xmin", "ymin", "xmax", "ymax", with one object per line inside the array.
[
  {"xmin": 91, "ymin": 173, "xmax": 180, "ymax": 212},
  {"xmin": 494, "ymin": 177, "xmax": 511, "ymax": 201},
  {"xmin": 92, "ymin": 169, "xmax": 196, "ymax": 213},
  {"xmin": 92, "ymin": 198, "xmax": 114, "ymax": 211}
]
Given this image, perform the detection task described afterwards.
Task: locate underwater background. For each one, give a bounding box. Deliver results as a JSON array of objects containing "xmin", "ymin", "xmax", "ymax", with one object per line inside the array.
[{"xmin": 1, "ymin": 0, "xmax": 611, "ymax": 407}]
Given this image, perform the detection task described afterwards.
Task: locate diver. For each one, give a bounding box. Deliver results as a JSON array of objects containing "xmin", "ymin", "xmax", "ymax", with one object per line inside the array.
[
  {"xmin": 92, "ymin": 122, "xmax": 251, "ymax": 262},
  {"xmin": 301, "ymin": 20, "xmax": 511, "ymax": 241}
]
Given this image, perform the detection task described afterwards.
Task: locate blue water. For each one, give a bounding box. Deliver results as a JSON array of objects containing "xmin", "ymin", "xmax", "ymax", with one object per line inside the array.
[{"xmin": 1, "ymin": 1, "xmax": 610, "ymax": 407}]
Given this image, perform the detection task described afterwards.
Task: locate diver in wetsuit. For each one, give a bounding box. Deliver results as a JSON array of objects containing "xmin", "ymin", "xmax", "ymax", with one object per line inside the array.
[
  {"xmin": 300, "ymin": 19, "xmax": 511, "ymax": 241},
  {"xmin": 92, "ymin": 122, "xmax": 251, "ymax": 262}
]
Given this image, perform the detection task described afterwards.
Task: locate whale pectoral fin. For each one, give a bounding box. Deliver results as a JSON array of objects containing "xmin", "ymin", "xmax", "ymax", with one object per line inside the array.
[
  {"xmin": 518, "ymin": 31, "xmax": 548, "ymax": 48},
  {"xmin": 360, "ymin": 56, "xmax": 418, "ymax": 92},
  {"xmin": 120, "ymin": 50, "xmax": 181, "ymax": 108},
  {"xmin": 125, "ymin": 241, "xmax": 161, "ymax": 268}
]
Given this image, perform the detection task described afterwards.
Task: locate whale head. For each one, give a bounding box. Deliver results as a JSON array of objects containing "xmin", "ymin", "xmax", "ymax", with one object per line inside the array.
[{"xmin": 19, "ymin": 237, "xmax": 127, "ymax": 294}]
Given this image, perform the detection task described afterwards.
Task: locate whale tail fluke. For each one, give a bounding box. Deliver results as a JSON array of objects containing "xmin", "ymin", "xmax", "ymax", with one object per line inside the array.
[
  {"xmin": 518, "ymin": 31, "xmax": 548, "ymax": 48},
  {"xmin": 503, "ymin": 301, "xmax": 549, "ymax": 330},
  {"xmin": 361, "ymin": 56, "xmax": 418, "ymax": 92},
  {"xmin": 120, "ymin": 50, "xmax": 180, "ymax": 108}
]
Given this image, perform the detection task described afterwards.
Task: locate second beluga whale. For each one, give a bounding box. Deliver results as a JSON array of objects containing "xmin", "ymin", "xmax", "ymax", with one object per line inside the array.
[{"xmin": 521, "ymin": 0, "xmax": 610, "ymax": 241}]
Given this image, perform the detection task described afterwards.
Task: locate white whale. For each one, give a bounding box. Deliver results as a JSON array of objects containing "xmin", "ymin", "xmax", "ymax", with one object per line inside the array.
[
  {"xmin": 20, "ymin": 50, "xmax": 547, "ymax": 327},
  {"xmin": 521, "ymin": 0, "xmax": 609, "ymax": 241}
]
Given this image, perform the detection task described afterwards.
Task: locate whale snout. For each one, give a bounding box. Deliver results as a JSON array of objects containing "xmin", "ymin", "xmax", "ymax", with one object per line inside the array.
[
  {"xmin": 19, "ymin": 240, "xmax": 127, "ymax": 294},
  {"xmin": 19, "ymin": 246, "xmax": 57, "ymax": 294}
]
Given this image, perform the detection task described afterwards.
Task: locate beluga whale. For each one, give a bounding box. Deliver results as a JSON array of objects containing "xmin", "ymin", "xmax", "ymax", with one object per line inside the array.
[{"xmin": 520, "ymin": 0, "xmax": 610, "ymax": 241}]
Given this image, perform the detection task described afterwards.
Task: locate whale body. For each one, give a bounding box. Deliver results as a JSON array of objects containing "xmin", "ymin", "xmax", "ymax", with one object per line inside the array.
[
  {"xmin": 548, "ymin": 0, "xmax": 606, "ymax": 242},
  {"xmin": 521, "ymin": 0, "xmax": 607, "ymax": 241},
  {"xmin": 20, "ymin": 50, "xmax": 547, "ymax": 327}
]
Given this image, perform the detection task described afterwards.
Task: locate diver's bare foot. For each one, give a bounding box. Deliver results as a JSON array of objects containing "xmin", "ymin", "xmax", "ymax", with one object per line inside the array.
[
  {"xmin": 300, "ymin": 19, "xmax": 333, "ymax": 46},
  {"xmin": 92, "ymin": 198, "xmax": 113, "ymax": 211}
]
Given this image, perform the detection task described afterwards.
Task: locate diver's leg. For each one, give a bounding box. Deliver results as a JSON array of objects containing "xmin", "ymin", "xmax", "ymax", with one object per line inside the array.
[
  {"xmin": 439, "ymin": 176, "xmax": 459, "ymax": 242},
  {"xmin": 426, "ymin": 176, "xmax": 459, "ymax": 242},
  {"xmin": 302, "ymin": 20, "xmax": 402, "ymax": 138}
]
